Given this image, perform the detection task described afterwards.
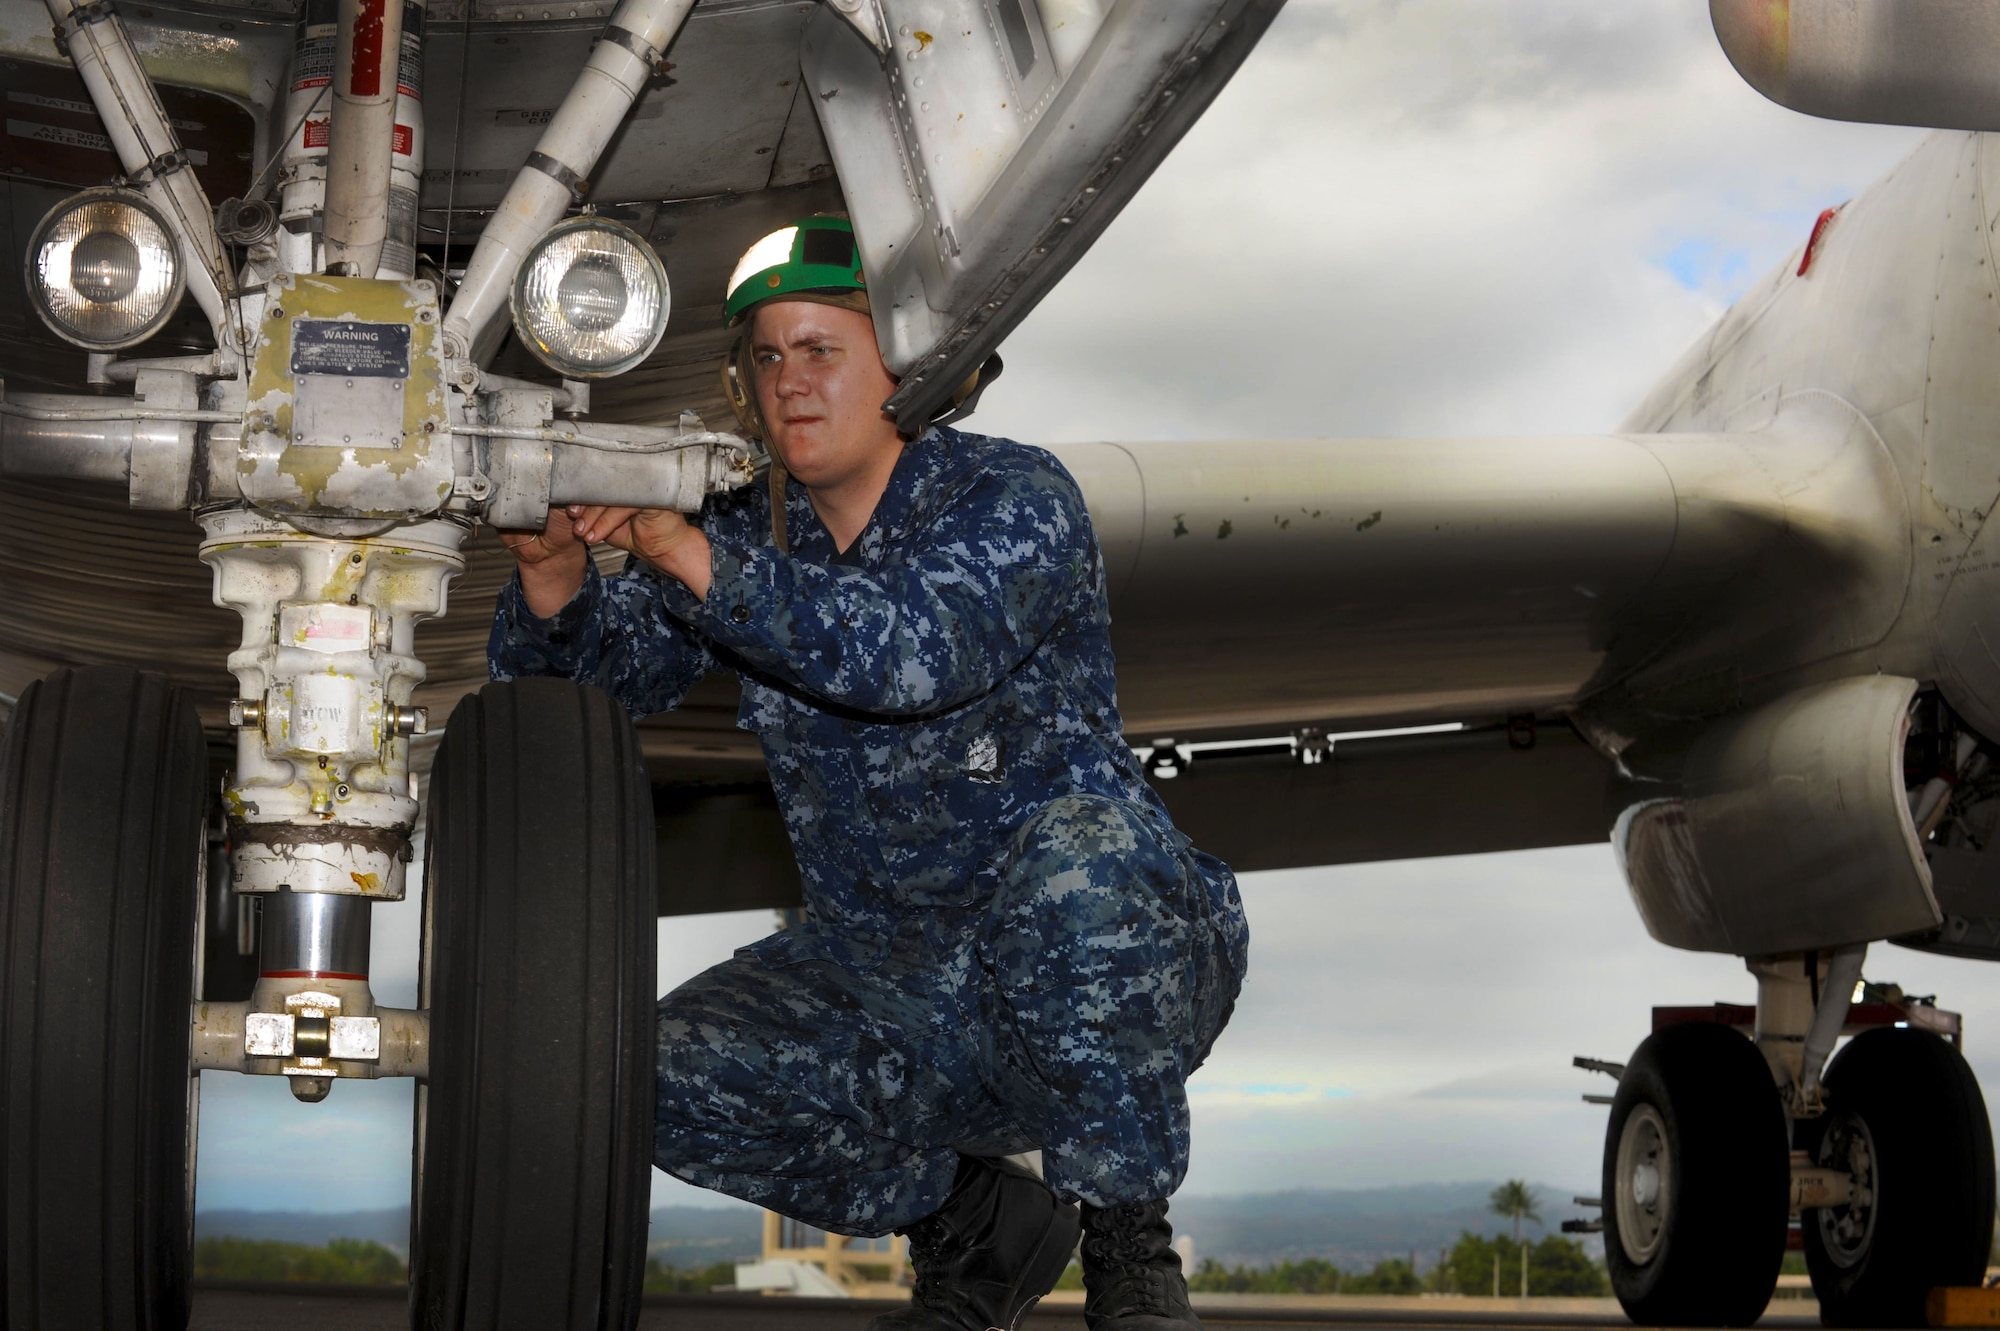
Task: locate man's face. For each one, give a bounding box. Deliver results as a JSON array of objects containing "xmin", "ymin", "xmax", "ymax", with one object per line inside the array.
[{"xmin": 749, "ymin": 300, "xmax": 903, "ymax": 490}]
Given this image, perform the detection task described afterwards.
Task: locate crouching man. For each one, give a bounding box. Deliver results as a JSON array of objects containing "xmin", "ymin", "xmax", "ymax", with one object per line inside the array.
[{"xmin": 488, "ymin": 216, "xmax": 1248, "ymax": 1331}]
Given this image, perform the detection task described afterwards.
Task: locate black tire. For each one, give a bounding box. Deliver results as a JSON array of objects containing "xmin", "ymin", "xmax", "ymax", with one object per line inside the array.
[
  {"xmin": 1803, "ymin": 1026, "xmax": 1996, "ymax": 1327},
  {"xmin": 1603, "ymin": 1022, "xmax": 1789, "ymax": 1326},
  {"xmin": 411, "ymin": 679, "xmax": 656, "ymax": 1331},
  {"xmin": 0, "ymin": 668, "xmax": 206, "ymax": 1330}
]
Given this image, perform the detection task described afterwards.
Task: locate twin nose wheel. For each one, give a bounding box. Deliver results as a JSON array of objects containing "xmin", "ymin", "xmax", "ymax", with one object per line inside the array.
[
  {"xmin": 0, "ymin": 668, "xmax": 658, "ymax": 1331},
  {"xmin": 1604, "ymin": 1019, "xmax": 1995, "ymax": 1327}
]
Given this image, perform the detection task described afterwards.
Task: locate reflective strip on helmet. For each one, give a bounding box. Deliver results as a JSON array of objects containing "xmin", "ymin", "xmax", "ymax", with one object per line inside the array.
[{"xmin": 725, "ymin": 227, "xmax": 798, "ymax": 303}]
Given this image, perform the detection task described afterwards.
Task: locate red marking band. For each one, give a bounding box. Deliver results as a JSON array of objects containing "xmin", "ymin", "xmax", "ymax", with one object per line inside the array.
[
  {"xmin": 348, "ymin": 0, "xmax": 388, "ymax": 98},
  {"xmin": 1797, "ymin": 206, "xmax": 1839, "ymax": 277},
  {"xmin": 260, "ymin": 969, "xmax": 369, "ymax": 981}
]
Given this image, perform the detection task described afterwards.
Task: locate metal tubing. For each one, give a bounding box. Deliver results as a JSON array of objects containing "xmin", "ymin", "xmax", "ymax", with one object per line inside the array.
[
  {"xmin": 1750, "ymin": 954, "xmax": 1815, "ymax": 1096},
  {"xmin": 0, "ymin": 383, "xmax": 201, "ymax": 508},
  {"xmin": 1801, "ymin": 943, "xmax": 1867, "ymax": 1103},
  {"xmin": 41, "ymin": 0, "xmax": 237, "ymax": 344},
  {"xmin": 441, "ymin": 0, "xmax": 697, "ymax": 355},
  {"xmin": 102, "ymin": 353, "xmax": 235, "ymax": 383},
  {"xmin": 261, "ymin": 889, "xmax": 373, "ymax": 981},
  {"xmin": 546, "ymin": 437, "xmax": 719, "ymax": 511},
  {"xmin": 322, "ymin": 0, "xmax": 406, "ymax": 275},
  {"xmin": 0, "ymin": 394, "xmax": 236, "ymax": 424},
  {"xmin": 473, "ymin": 371, "xmax": 586, "ymax": 411},
  {"xmin": 190, "ymin": 1000, "xmax": 427, "ymax": 1078},
  {"xmin": 455, "ymin": 419, "xmax": 717, "ymax": 450},
  {"xmin": 0, "ymin": 415, "xmax": 133, "ymax": 482}
]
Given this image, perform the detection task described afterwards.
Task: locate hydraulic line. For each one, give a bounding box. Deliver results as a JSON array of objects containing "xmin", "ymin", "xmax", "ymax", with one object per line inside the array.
[
  {"xmin": 441, "ymin": 0, "xmax": 697, "ymax": 354},
  {"xmin": 321, "ymin": 0, "xmax": 407, "ymax": 275},
  {"xmin": 41, "ymin": 0, "xmax": 238, "ymax": 344}
]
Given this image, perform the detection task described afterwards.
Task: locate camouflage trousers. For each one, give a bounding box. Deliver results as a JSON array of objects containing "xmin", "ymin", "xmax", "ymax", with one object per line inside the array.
[{"xmin": 652, "ymin": 794, "xmax": 1249, "ymax": 1237}]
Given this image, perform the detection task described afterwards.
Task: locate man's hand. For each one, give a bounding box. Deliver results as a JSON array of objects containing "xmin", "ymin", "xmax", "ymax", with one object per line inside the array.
[
  {"xmin": 587, "ymin": 506, "xmax": 714, "ymax": 601},
  {"xmin": 501, "ymin": 503, "xmax": 714, "ymax": 609},
  {"xmin": 498, "ymin": 507, "xmax": 591, "ymax": 618}
]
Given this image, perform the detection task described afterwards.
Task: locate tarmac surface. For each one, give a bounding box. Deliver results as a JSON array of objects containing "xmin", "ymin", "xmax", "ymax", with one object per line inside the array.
[{"xmin": 186, "ymin": 1285, "xmax": 1830, "ymax": 1331}]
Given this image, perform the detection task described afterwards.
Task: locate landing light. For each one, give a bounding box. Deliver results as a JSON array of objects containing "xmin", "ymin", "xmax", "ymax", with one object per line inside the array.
[
  {"xmin": 509, "ymin": 217, "xmax": 669, "ymax": 379},
  {"xmin": 26, "ymin": 188, "xmax": 184, "ymax": 350}
]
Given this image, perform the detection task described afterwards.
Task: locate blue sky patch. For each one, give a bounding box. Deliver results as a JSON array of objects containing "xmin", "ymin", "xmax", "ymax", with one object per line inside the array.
[{"xmin": 1657, "ymin": 237, "xmax": 1751, "ymax": 296}]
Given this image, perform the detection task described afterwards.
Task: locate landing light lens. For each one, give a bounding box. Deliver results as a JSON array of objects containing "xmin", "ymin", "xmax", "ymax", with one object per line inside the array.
[
  {"xmin": 510, "ymin": 217, "xmax": 668, "ymax": 379},
  {"xmin": 27, "ymin": 189, "xmax": 184, "ymax": 350}
]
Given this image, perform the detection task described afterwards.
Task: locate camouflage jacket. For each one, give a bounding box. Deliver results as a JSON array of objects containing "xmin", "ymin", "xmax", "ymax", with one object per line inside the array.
[{"xmin": 488, "ymin": 425, "xmax": 1189, "ymax": 966}]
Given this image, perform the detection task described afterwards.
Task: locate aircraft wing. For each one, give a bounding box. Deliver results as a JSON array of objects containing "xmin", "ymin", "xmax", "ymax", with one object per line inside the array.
[{"xmin": 12, "ymin": 406, "xmax": 1888, "ymax": 915}]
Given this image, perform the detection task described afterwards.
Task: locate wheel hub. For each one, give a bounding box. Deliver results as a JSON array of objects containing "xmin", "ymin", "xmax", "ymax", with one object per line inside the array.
[
  {"xmin": 1617, "ymin": 1103, "xmax": 1673, "ymax": 1264},
  {"xmin": 1814, "ymin": 1110, "xmax": 1878, "ymax": 1268}
]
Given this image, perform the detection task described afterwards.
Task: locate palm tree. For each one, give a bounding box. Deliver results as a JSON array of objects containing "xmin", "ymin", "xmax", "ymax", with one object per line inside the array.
[{"xmin": 1489, "ymin": 1180, "xmax": 1543, "ymax": 1244}]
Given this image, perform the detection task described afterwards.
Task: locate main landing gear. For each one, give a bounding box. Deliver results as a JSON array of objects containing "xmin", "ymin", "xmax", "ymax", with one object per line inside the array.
[
  {"xmin": 1575, "ymin": 955, "xmax": 1994, "ymax": 1327},
  {"xmin": 0, "ymin": 670, "xmax": 657, "ymax": 1331}
]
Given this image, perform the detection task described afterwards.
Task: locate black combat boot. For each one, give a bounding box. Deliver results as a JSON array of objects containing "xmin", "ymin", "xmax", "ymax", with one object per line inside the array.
[
  {"xmin": 867, "ymin": 1156, "xmax": 1082, "ymax": 1331},
  {"xmin": 1080, "ymin": 1200, "xmax": 1201, "ymax": 1331}
]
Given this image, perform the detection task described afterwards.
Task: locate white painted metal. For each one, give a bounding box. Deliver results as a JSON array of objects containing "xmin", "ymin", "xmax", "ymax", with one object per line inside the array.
[
  {"xmin": 440, "ymin": 0, "xmax": 699, "ymax": 357},
  {"xmin": 1750, "ymin": 955, "xmax": 1817, "ymax": 1102},
  {"xmin": 1, "ymin": 375, "xmax": 203, "ymax": 508},
  {"xmin": 383, "ymin": 0, "xmax": 428, "ymax": 280},
  {"xmin": 1789, "ymin": 1153, "xmax": 1855, "ymax": 1212},
  {"xmin": 38, "ymin": 0, "xmax": 238, "ymax": 346},
  {"xmin": 200, "ymin": 510, "xmax": 466, "ymax": 900},
  {"xmin": 191, "ymin": 994, "xmax": 428, "ymax": 1079},
  {"xmin": 801, "ymin": 0, "xmax": 1263, "ymax": 428},
  {"xmin": 1799, "ymin": 943, "xmax": 1867, "ymax": 1104},
  {"xmin": 1614, "ymin": 1105, "xmax": 1671, "ymax": 1265},
  {"xmin": 323, "ymin": 0, "xmax": 407, "ymax": 277},
  {"xmin": 1614, "ymin": 677, "xmax": 1932, "ymax": 956}
]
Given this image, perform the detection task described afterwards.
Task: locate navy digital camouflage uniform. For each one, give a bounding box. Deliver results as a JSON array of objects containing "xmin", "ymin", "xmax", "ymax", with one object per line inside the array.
[{"xmin": 488, "ymin": 424, "xmax": 1249, "ymax": 1236}]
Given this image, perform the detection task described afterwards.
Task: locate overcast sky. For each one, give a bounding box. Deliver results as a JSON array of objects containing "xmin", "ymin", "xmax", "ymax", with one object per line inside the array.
[{"xmin": 195, "ymin": 0, "xmax": 1995, "ymax": 1223}]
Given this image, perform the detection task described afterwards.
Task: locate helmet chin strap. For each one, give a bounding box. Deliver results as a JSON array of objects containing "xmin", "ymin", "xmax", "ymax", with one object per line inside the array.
[
  {"xmin": 717, "ymin": 335, "xmax": 789, "ymax": 554},
  {"xmin": 767, "ymin": 457, "xmax": 790, "ymax": 555}
]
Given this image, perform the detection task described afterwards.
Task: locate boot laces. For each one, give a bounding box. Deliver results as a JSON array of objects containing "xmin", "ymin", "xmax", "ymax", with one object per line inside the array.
[
  {"xmin": 904, "ymin": 1216, "xmax": 954, "ymax": 1310},
  {"xmin": 1086, "ymin": 1205, "xmax": 1178, "ymax": 1319}
]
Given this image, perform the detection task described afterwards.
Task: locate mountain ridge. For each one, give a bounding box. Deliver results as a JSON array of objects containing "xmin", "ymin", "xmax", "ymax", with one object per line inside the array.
[{"xmin": 197, "ymin": 1180, "xmax": 1601, "ymax": 1270}]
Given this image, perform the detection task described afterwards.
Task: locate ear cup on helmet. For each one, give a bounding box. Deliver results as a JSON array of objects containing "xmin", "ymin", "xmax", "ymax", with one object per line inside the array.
[{"xmin": 721, "ymin": 335, "xmax": 764, "ymax": 441}]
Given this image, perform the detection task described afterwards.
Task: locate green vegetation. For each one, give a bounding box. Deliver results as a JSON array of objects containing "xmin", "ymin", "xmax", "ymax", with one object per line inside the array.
[
  {"xmin": 1189, "ymin": 1256, "xmax": 1422, "ymax": 1294},
  {"xmin": 1488, "ymin": 1181, "xmax": 1543, "ymax": 1244},
  {"xmin": 1432, "ymin": 1233, "xmax": 1608, "ymax": 1297},
  {"xmin": 1171, "ymin": 1232, "xmax": 1607, "ymax": 1299},
  {"xmin": 192, "ymin": 1237, "xmax": 405, "ymax": 1284},
  {"xmin": 642, "ymin": 1258, "xmax": 737, "ymax": 1294}
]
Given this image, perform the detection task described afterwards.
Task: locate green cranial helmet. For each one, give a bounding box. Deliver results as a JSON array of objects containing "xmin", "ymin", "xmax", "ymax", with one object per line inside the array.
[{"xmin": 722, "ymin": 215, "xmax": 867, "ymax": 324}]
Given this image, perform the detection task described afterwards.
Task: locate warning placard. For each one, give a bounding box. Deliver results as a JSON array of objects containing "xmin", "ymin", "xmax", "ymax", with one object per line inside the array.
[{"xmin": 291, "ymin": 321, "xmax": 412, "ymax": 378}]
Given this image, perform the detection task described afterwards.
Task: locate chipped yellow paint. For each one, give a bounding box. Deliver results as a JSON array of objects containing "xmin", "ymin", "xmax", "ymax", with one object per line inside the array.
[
  {"xmin": 350, "ymin": 872, "xmax": 383, "ymax": 893},
  {"xmin": 242, "ymin": 274, "xmax": 452, "ymax": 516}
]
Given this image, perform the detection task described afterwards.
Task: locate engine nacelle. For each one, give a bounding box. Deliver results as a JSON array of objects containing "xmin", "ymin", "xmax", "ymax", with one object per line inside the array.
[{"xmin": 1613, "ymin": 675, "xmax": 1938, "ymax": 954}]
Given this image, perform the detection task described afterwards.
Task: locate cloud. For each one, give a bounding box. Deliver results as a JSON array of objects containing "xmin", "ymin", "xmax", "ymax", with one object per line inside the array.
[
  {"xmin": 1176, "ymin": 850, "xmax": 2000, "ymax": 1198},
  {"xmin": 973, "ymin": 0, "xmax": 1925, "ymax": 446}
]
